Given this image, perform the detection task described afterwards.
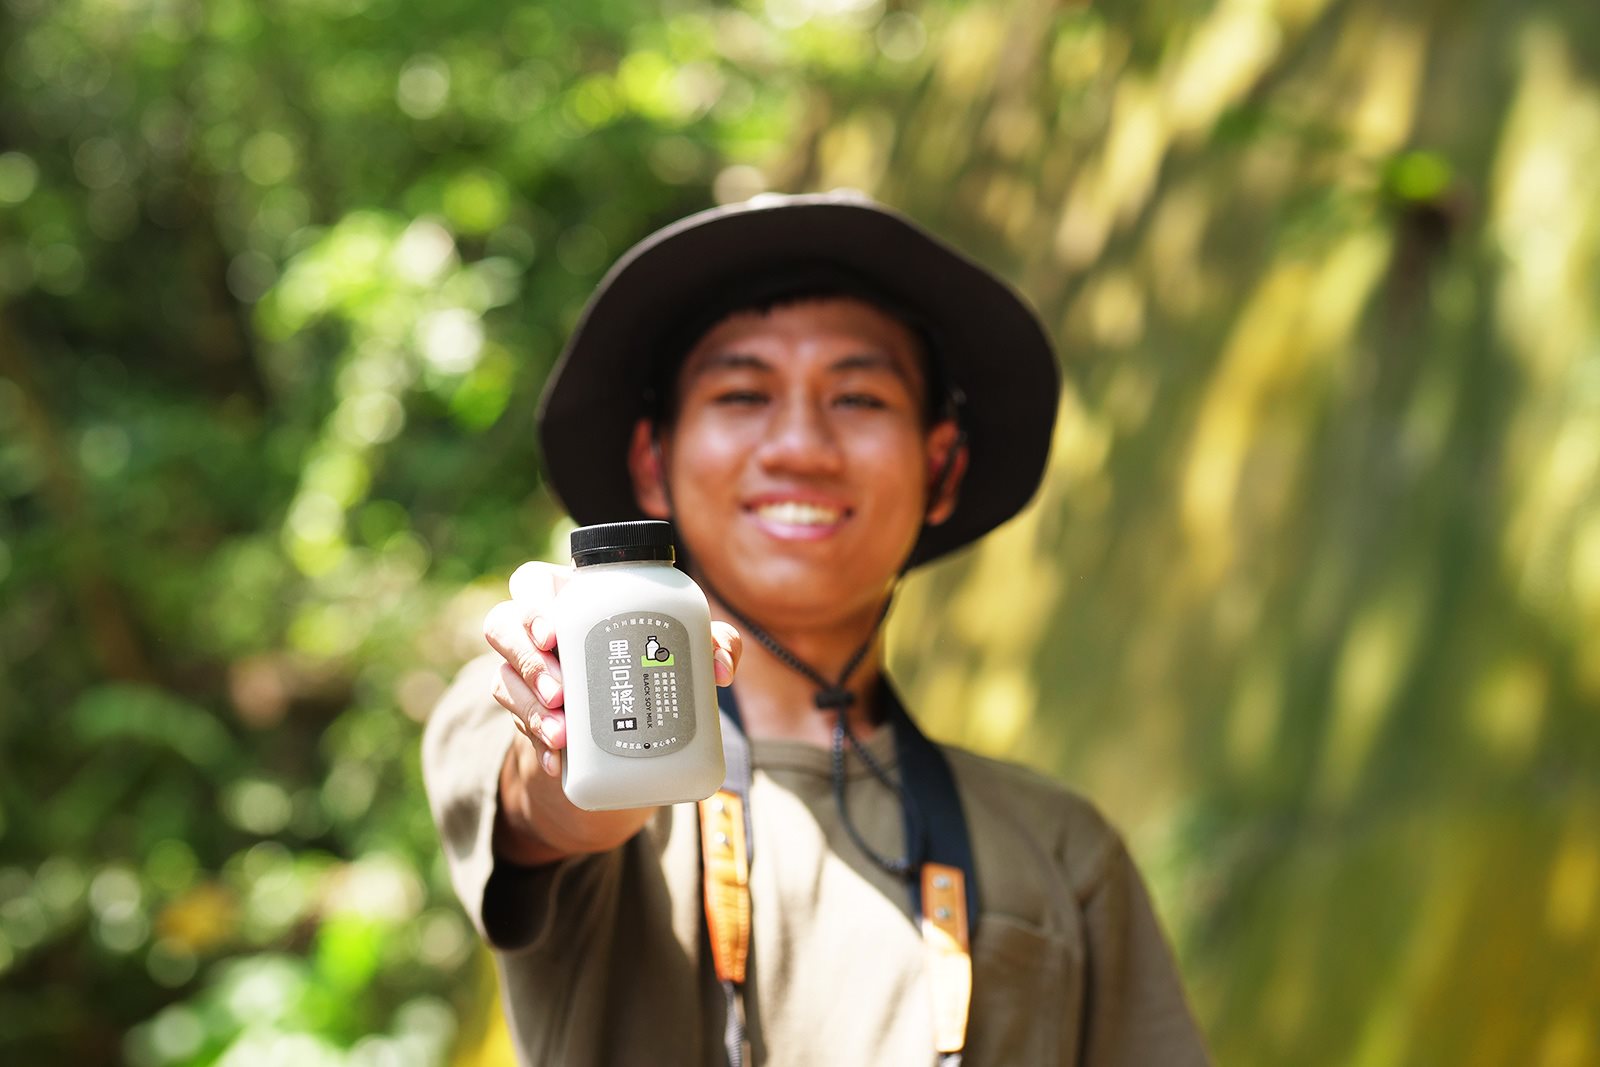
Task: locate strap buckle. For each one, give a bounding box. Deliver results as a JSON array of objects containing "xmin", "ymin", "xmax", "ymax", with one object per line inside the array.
[{"xmin": 920, "ymin": 862, "xmax": 972, "ymax": 1055}]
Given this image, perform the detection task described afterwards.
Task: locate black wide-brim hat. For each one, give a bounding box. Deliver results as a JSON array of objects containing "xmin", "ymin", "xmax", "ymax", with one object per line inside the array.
[{"xmin": 537, "ymin": 191, "xmax": 1060, "ymax": 567}]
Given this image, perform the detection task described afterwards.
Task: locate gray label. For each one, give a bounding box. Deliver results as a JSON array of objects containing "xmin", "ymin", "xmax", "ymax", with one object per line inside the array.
[{"xmin": 583, "ymin": 611, "xmax": 698, "ymax": 759}]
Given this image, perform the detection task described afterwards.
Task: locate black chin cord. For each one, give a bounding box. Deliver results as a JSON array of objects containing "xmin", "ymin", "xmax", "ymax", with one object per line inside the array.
[
  {"xmin": 695, "ymin": 571, "xmax": 920, "ymax": 879},
  {"xmin": 703, "ymin": 581, "xmax": 888, "ymax": 714}
]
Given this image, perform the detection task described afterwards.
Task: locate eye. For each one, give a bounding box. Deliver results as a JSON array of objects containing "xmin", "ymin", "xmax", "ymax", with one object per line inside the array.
[
  {"xmin": 713, "ymin": 389, "xmax": 769, "ymax": 407},
  {"xmin": 833, "ymin": 392, "xmax": 889, "ymax": 410}
]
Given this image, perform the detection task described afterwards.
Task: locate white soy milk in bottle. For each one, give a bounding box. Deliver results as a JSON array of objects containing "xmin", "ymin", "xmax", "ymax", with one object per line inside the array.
[{"xmin": 553, "ymin": 520, "xmax": 724, "ymax": 811}]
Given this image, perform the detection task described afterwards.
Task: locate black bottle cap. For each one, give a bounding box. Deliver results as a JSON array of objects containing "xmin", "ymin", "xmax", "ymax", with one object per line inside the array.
[{"xmin": 570, "ymin": 520, "xmax": 677, "ymax": 567}]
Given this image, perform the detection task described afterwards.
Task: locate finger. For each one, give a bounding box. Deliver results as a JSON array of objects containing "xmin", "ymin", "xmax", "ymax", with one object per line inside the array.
[
  {"xmin": 535, "ymin": 708, "xmax": 567, "ymax": 751},
  {"xmin": 513, "ymin": 717, "xmax": 546, "ymax": 755},
  {"xmin": 509, "ymin": 561, "xmax": 573, "ymax": 611},
  {"xmin": 493, "ymin": 663, "xmax": 544, "ymax": 731},
  {"xmin": 484, "ymin": 601, "xmax": 566, "ymax": 707},
  {"xmin": 484, "ymin": 597, "xmax": 539, "ymax": 663},
  {"xmin": 529, "ymin": 612, "xmax": 556, "ymax": 652},
  {"xmin": 711, "ymin": 621, "xmax": 742, "ymax": 687},
  {"xmin": 516, "ymin": 727, "xmax": 560, "ymax": 783},
  {"xmin": 509, "ymin": 562, "xmax": 570, "ymax": 651},
  {"xmin": 496, "ymin": 664, "xmax": 570, "ymax": 753},
  {"xmin": 498, "ymin": 696, "xmax": 546, "ymax": 758}
]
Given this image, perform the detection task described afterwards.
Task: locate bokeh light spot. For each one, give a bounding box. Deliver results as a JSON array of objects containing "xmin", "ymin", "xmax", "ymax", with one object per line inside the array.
[
  {"xmin": 713, "ymin": 164, "xmax": 767, "ymax": 204},
  {"xmin": 148, "ymin": 1004, "xmax": 204, "ymax": 1061},
  {"xmin": 79, "ymin": 424, "xmax": 131, "ymax": 479},
  {"xmin": 397, "ymin": 55, "xmax": 450, "ymax": 119},
  {"xmin": 34, "ymin": 857, "xmax": 86, "ymax": 917},
  {"xmin": 441, "ymin": 169, "xmax": 510, "ymax": 235},
  {"xmin": 876, "ymin": 12, "xmax": 927, "ymax": 62},
  {"xmin": 72, "ymin": 136, "xmax": 128, "ymax": 190},
  {"xmin": 416, "ymin": 309, "xmax": 484, "ymax": 373},
  {"xmin": 391, "ymin": 218, "xmax": 455, "ymax": 285},
  {"xmin": 0, "ymin": 152, "xmax": 40, "ymax": 204},
  {"xmin": 225, "ymin": 779, "xmax": 294, "ymax": 836}
]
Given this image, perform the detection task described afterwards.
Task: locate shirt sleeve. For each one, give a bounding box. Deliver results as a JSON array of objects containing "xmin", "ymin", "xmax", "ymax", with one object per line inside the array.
[
  {"xmin": 1077, "ymin": 832, "xmax": 1213, "ymax": 1067},
  {"xmin": 421, "ymin": 657, "xmax": 714, "ymax": 1065},
  {"xmin": 421, "ymin": 653, "xmax": 623, "ymax": 952}
]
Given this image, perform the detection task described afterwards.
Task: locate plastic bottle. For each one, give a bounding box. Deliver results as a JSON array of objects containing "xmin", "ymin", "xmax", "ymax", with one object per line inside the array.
[{"xmin": 552, "ymin": 520, "xmax": 725, "ymax": 811}]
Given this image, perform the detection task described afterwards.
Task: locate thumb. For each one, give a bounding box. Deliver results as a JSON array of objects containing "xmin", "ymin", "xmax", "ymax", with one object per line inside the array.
[{"xmin": 509, "ymin": 559, "xmax": 571, "ymax": 607}]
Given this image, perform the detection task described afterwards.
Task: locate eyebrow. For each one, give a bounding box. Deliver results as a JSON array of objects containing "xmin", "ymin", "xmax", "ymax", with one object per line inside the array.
[
  {"xmin": 829, "ymin": 352, "xmax": 912, "ymax": 382},
  {"xmin": 692, "ymin": 349, "xmax": 914, "ymax": 384},
  {"xmin": 693, "ymin": 351, "xmax": 771, "ymax": 374}
]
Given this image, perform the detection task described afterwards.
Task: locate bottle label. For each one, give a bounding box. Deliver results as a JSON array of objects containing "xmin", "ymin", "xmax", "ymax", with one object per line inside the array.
[{"xmin": 583, "ymin": 611, "xmax": 699, "ymax": 759}]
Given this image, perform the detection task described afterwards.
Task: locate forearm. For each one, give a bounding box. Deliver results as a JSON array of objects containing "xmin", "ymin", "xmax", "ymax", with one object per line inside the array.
[{"xmin": 494, "ymin": 739, "xmax": 658, "ymax": 865}]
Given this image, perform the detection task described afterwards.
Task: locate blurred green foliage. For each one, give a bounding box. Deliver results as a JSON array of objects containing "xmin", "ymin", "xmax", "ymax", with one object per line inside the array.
[
  {"xmin": 3, "ymin": 0, "xmax": 1599, "ymax": 1065},
  {"xmin": 0, "ymin": 0, "xmax": 805, "ymax": 1060}
]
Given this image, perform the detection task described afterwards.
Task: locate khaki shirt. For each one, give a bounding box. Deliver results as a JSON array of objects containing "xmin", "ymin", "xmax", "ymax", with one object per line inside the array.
[{"xmin": 424, "ymin": 656, "xmax": 1211, "ymax": 1066}]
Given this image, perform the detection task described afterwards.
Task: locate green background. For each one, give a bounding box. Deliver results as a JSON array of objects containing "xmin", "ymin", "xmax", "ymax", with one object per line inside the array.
[{"xmin": 2, "ymin": 0, "xmax": 1597, "ymax": 1064}]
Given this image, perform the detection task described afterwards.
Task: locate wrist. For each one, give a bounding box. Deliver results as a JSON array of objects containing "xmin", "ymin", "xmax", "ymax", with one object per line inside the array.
[
  {"xmin": 494, "ymin": 742, "xmax": 567, "ymax": 867},
  {"xmin": 493, "ymin": 738, "xmax": 659, "ymax": 865}
]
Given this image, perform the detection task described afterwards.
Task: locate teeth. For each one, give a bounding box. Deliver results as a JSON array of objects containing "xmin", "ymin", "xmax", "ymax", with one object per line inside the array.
[{"xmin": 755, "ymin": 501, "xmax": 843, "ymax": 526}]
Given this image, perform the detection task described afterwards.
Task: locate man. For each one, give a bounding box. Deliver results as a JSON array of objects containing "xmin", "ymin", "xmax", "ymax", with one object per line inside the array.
[{"xmin": 423, "ymin": 192, "xmax": 1210, "ymax": 1066}]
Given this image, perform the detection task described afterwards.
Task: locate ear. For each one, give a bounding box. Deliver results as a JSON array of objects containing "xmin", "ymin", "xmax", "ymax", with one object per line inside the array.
[
  {"xmin": 924, "ymin": 419, "xmax": 968, "ymax": 527},
  {"xmin": 627, "ymin": 418, "xmax": 672, "ymax": 518}
]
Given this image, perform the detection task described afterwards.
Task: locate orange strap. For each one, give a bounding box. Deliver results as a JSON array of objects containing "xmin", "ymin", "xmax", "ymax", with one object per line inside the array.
[
  {"xmin": 698, "ymin": 790, "xmax": 751, "ymax": 985},
  {"xmin": 700, "ymin": 794, "xmax": 971, "ymax": 1058},
  {"xmin": 921, "ymin": 862, "xmax": 973, "ymax": 1055}
]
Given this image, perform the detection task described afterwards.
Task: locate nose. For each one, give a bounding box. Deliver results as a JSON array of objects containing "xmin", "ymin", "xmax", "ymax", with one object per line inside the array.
[{"xmin": 754, "ymin": 394, "xmax": 844, "ymax": 476}]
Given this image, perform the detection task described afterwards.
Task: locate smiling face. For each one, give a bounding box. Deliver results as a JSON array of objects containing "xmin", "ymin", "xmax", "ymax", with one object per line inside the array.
[{"xmin": 628, "ymin": 297, "xmax": 965, "ymax": 629}]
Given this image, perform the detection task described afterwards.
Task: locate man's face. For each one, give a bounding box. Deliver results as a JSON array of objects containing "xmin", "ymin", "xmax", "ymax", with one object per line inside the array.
[{"xmin": 630, "ymin": 297, "xmax": 963, "ymax": 627}]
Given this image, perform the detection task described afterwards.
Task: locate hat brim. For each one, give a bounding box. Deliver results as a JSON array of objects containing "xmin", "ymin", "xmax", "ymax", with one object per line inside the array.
[{"xmin": 537, "ymin": 193, "xmax": 1059, "ymax": 567}]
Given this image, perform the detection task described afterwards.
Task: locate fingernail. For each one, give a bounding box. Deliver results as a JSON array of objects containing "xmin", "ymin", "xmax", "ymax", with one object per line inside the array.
[
  {"xmin": 535, "ymin": 672, "xmax": 560, "ymax": 706},
  {"xmin": 538, "ymin": 715, "xmax": 557, "ymax": 747},
  {"xmin": 541, "ymin": 750, "xmax": 560, "ymax": 776},
  {"xmin": 528, "ymin": 712, "xmax": 543, "ymax": 737},
  {"xmin": 714, "ymin": 648, "xmax": 733, "ymax": 681},
  {"xmin": 531, "ymin": 616, "xmax": 552, "ymax": 648}
]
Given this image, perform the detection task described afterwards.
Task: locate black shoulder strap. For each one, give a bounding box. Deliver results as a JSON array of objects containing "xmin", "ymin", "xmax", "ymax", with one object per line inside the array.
[{"xmin": 880, "ymin": 680, "xmax": 981, "ymax": 936}]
